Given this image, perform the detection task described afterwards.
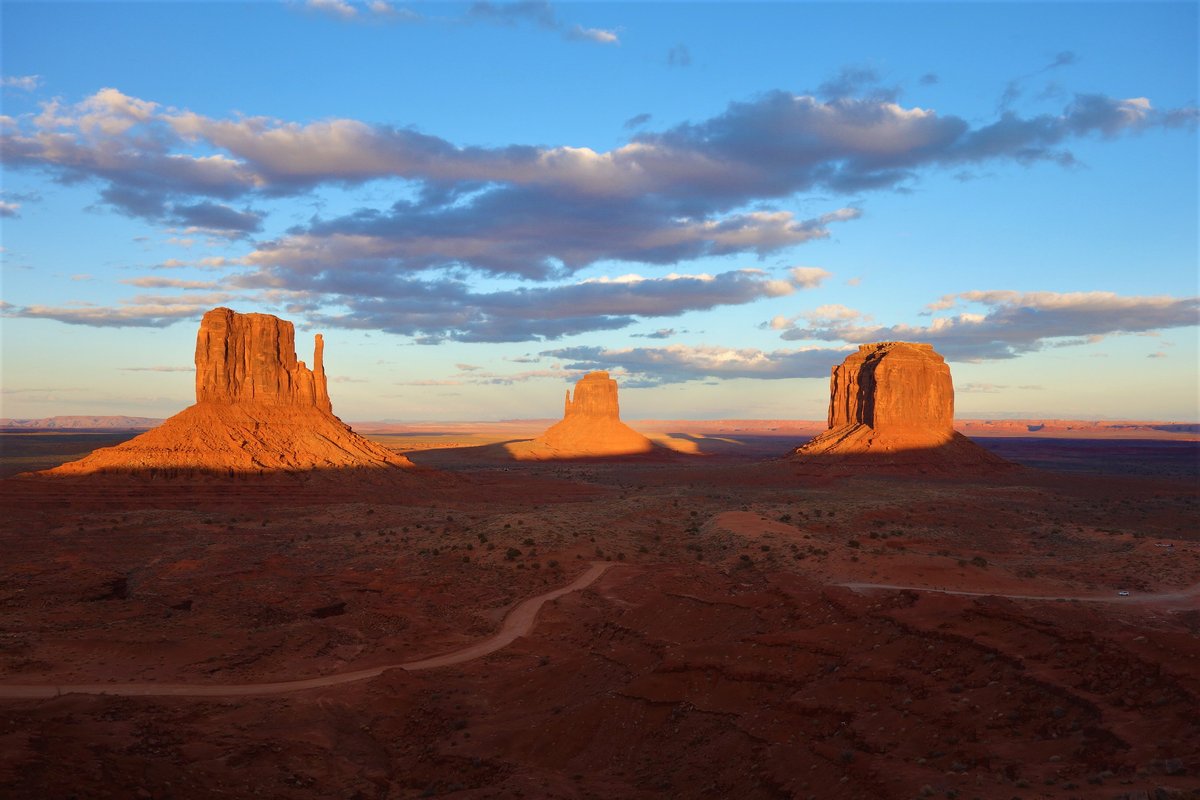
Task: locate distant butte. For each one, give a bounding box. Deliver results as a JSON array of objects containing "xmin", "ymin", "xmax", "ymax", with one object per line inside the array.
[
  {"xmin": 509, "ymin": 371, "xmax": 654, "ymax": 459},
  {"xmin": 791, "ymin": 341, "xmax": 1012, "ymax": 471},
  {"xmin": 41, "ymin": 308, "xmax": 412, "ymax": 476}
]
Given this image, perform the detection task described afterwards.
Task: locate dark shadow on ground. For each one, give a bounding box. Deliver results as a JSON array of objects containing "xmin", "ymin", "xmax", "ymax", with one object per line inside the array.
[
  {"xmin": 401, "ymin": 439, "xmax": 688, "ymax": 469},
  {"xmin": 974, "ymin": 437, "xmax": 1200, "ymax": 479},
  {"xmin": 0, "ymin": 430, "xmax": 146, "ymax": 478}
]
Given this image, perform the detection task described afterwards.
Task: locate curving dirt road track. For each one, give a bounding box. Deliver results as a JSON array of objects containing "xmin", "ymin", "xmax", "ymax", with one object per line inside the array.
[
  {"xmin": 838, "ymin": 581, "xmax": 1200, "ymax": 607},
  {"xmin": 0, "ymin": 562, "xmax": 615, "ymax": 701}
]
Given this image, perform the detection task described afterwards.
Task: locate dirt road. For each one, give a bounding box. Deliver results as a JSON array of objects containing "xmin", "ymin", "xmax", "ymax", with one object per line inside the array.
[
  {"xmin": 0, "ymin": 562, "xmax": 615, "ymax": 700},
  {"xmin": 838, "ymin": 581, "xmax": 1200, "ymax": 607}
]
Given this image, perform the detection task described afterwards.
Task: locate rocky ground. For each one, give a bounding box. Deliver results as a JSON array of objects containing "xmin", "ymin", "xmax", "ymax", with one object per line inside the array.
[{"xmin": 0, "ymin": 433, "xmax": 1196, "ymax": 799}]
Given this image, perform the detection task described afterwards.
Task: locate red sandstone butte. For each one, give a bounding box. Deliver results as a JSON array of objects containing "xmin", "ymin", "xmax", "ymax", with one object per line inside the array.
[
  {"xmin": 194, "ymin": 307, "xmax": 333, "ymax": 412},
  {"xmin": 42, "ymin": 308, "xmax": 412, "ymax": 476},
  {"xmin": 792, "ymin": 341, "xmax": 1010, "ymax": 470},
  {"xmin": 512, "ymin": 371, "xmax": 654, "ymax": 459}
]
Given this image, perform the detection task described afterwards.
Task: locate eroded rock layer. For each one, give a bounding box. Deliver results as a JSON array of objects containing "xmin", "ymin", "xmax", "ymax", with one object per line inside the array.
[
  {"xmin": 512, "ymin": 372, "xmax": 654, "ymax": 459},
  {"xmin": 792, "ymin": 342, "xmax": 1010, "ymax": 470},
  {"xmin": 44, "ymin": 308, "xmax": 411, "ymax": 476}
]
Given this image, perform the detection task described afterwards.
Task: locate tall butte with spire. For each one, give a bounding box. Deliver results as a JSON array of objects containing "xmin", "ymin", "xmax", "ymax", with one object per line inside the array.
[
  {"xmin": 790, "ymin": 341, "xmax": 1010, "ymax": 471},
  {"xmin": 44, "ymin": 308, "xmax": 412, "ymax": 476},
  {"xmin": 509, "ymin": 371, "xmax": 654, "ymax": 459}
]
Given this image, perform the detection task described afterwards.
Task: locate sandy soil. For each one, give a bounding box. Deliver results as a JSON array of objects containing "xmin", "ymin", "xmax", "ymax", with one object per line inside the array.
[{"xmin": 0, "ymin": 431, "xmax": 1196, "ymax": 799}]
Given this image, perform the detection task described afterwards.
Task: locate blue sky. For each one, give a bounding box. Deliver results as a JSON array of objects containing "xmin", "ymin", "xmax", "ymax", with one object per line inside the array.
[{"xmin": 2, "ymin": 1, "xmax": 1197, "ymax": 421}]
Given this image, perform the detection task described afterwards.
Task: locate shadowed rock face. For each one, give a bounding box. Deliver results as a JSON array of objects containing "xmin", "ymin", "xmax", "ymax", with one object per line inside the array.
[
  {"xmin": 42, "ymin": 308, "xmax": 411, "ymax": 476},
  {"xmin": 793, "ymin": 342, "xmax": 1010, "ymax": 471},
  {"xmin": 512, "ymin": 372, "xmax": 653, "ymax": 459}
]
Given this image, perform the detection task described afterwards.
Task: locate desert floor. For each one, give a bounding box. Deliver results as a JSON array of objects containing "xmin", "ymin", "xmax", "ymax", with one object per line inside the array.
[{"xmin": 0, "ymin": 427, "xmax": 1197, "ymax": 799}]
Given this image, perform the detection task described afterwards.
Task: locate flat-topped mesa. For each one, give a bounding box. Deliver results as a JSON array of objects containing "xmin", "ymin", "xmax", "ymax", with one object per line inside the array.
[
  {"xmin": 40, "ymin": 307, "xmax": 411, "ymax": 477},
  {"xmin": 827, "ymin": 342, "xmax": 954, "ymax": 433},
  {"xmin": 792, "ymin": 341, "xmax": 1011, "ymax": 471},
  {"xmin": 195, "ymin": 307, "xmax": 331, "ymax": 411}
]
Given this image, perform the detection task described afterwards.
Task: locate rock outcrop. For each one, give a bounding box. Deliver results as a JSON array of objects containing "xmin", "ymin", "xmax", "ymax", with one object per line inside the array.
[
  {"xmin": 791, "ymin": 342, "xmax": 1010, "ymax": 471},
  {"xmin": 194, "ymin": 308, "xmax": 332, "ymax": 412},
  {"xmin": 509, "ymin": 372, "xmax": 654, "ymax": 459},
  {"xmin": 44, "ymin": 308, "xmax": 412, "ymax": 476}
]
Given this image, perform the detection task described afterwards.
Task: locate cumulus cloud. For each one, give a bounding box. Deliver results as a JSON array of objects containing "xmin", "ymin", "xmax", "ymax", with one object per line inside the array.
[
  {"xmin": 170, "ymin": 202, "xmax": 263, "ymax": 237},
  {"xmin": 0, "ymin": 201, "xmax": 19, "ymax": 217},
  {"xmin": 540, "ymin": 343, "xmax": 850, "ymax": 386},
  {"xmin": 774, "ymin": 290, "xmax": 1199, "ymax": 361},
  {"xmin": 3, "ymin": 83, "xmax": 1196, "ymax": 340},
  {"xmin": 4, "ymin": 86, "xmax": 1193, "ymax": 286},
  {"xmin": 287, "ymin": 268, "xmax": 815, "ymax": 342},
  {"xmin": 789, "ymin": 266, "xmax": 832, "ymax": 288},
  {"xmin": 245, "ymin": 206, "xmax": 858, "ymax": 280}
]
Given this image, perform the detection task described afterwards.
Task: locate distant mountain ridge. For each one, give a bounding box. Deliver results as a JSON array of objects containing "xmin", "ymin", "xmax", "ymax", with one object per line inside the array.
[{"xmin": 1, "ymin": 416, "xmax": 165, "ymax": 430}]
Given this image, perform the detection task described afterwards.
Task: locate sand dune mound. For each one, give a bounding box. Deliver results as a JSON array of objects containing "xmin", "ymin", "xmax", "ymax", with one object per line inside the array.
[
  {"xmin": 790, "ymin": 342, "xmax": 1011, "ymax": 472},
  {"xmin": 42, "ymin": 308, "xmax": 412, "ymax": 477},
  {"xmin": 508, "ymin": 372, "xmax": 654, "ymax": 460}
]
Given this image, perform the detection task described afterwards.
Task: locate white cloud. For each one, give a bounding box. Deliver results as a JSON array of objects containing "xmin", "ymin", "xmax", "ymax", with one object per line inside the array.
[
  {"xmin": 1, "ymin": 75, "xmax": 41, "ymax": 91},
  {"xmin": 789, "ymin": 266, "xmax": 832, "ymax": 288},
  {"xmin": 569, "ymin": 25, "xmax": 619, "ymax": 44},
  {"xmin": 306, "ymin": 0, "xmax": 357, "ymax": 19},
  {"xmin": 775, "ymin": 289, "xmax": 1199, "ymax": 361}
]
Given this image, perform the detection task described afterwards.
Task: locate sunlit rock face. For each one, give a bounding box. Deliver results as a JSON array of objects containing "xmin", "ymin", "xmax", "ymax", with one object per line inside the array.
[
  {"xmin": 194, "ymin": 307, "xmax": 332, "ymax": 412},
  {"xmin": 826, "ymin": 342, "xmax": 955, "ymax": 434},
  {"xmin": 518, "ymin": 371, "xmax": 654, "ymax": 459},
  {"xmin": 43, "ymin": 308, "xmax": 412, "ymax": 476},
  {"xmin": 791, "ymin": 342, "xmax": 1011, "ymax": 471}
]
